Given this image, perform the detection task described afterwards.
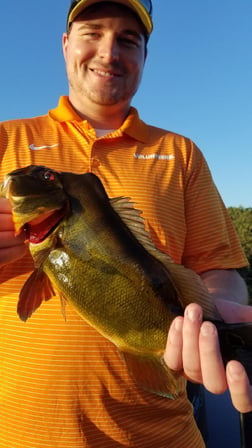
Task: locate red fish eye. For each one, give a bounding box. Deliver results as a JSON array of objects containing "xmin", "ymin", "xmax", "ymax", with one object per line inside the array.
[{"xmin": 43, "ymin": 170, "xmax": 55, "ymax": 181}]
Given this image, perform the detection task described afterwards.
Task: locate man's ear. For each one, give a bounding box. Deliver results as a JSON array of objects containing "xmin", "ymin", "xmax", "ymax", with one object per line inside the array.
[{"xmin": 62, "ymin": 33, "xmax": 69, "ymax": 61}]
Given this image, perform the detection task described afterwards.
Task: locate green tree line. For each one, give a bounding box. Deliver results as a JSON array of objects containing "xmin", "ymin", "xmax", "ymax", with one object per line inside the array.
[{"xmin": 228, "ymin": 207, "xmax": 252, "ymax": 302}]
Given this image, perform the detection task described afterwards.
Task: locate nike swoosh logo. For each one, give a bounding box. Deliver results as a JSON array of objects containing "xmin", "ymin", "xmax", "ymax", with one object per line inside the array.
[{"xmin": 29, "ymin": 143, "xmax": 59, "ymax": 150}]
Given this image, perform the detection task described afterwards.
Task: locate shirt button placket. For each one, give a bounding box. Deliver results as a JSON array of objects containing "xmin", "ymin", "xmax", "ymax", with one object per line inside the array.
[
  {"xmin": 91, "ymin": 157, "xmax": 100, "ymax": 169},
  {"xmin": 90, "ymin": 140, "xmax": 101, "ymax": 172}
]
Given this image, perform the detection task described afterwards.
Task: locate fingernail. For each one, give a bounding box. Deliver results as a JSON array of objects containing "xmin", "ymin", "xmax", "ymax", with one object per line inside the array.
[
  {"xmin": 168, "ymin": 317, "xmax": 183, "ymax": 344},
  {"xmin": 200, "ymin": 322, "xmax": 216, "ymax": 337},
  {"xmin": 227, "ymin": 362, "xmax": 245, "ymax": 381},
  {"xmin": 174, "ymin": 317, "xmax": 183, "ymax": 332},
  {"xmin": 185, "ymin": 306, "xmax": 202, "ymax": 323}
]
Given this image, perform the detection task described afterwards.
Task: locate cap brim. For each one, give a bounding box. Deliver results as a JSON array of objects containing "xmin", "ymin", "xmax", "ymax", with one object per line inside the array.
[{"xmin": 67, "ymin": 0, "xmax": 153, "ymax": 35}]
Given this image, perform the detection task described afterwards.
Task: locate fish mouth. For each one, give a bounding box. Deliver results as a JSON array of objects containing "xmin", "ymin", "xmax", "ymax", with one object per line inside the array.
[{"xmin": 23, "ymin": 206, "xmax": 67, "ymax": 244}]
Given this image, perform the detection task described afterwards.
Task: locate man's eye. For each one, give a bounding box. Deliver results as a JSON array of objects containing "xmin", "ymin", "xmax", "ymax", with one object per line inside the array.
[
  {"xmin": 120, "ymin": 38, "xmax": 139, "ymax": 47},
  {"xmin": 84, "ymin": 33, "xmax": 100, "ymax": 38}
]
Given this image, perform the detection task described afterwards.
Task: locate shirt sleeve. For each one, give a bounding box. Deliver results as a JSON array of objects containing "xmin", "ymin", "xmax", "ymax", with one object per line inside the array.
[{"xmin": 181, "ymin": 143, "xmax": 248, "ymax": 273}]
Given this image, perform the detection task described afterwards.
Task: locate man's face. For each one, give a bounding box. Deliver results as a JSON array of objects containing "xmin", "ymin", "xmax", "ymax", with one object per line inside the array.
[{"xmin": 62, "ymin": 3, "xmax": 146, "ymax": 110}]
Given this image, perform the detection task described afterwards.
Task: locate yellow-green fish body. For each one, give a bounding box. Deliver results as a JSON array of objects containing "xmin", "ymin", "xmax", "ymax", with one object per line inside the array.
[{"xmin": 2, "ymin": 165, "xmax": 252, "ymax": 397}]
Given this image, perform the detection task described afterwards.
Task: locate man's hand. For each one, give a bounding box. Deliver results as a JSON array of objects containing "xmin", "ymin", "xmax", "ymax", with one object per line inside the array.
[
  {"xmin": 165, "ymin": 301, "xmax": 252, "ymax": 413},
  {"xmin": 0, "ymin": 198, "xmax": 27, "ymax": 266}
]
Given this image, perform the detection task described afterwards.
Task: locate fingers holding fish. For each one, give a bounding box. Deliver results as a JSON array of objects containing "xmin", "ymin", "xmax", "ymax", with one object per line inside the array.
[
  {"xmin": 226, "ymin": 361, "xmax": 252, "ymax": 413},
  {"xmin": 0, "ymin": 230, "xmax": 25, "ymax": 247},
  {"xmin": 182, "ymin": 304, "xmax": 203, "ymax": 383},
  {"xmin": 0, "ymin": 245, "xmax": 28, "ymax": 266},
  {"xmin": 0, "ymin": 197, "xmax": 13, "ymax": 230},
  {"xmin": 165, "ymin": 303, "xmax": 203, "ymax": 382},
  {"xmin": 165, "ymin": 303, "xmax": 252, "ymax": 410},
  {"xmin": 0, "ymin": 229, "xmax": 27, "ymax": 266},
  {"xmin": 0, "ymin": 197, "xmax": 27, "ymax": 265},
  {"xmin": 165, "ymin": 303, "xmax": 227, "ymax": 391},
  {"xmin": 164, "ymin": 316, "xmax": 184, "ymax": 371},
  {"xmin": 199, "ymin": 321, "xmax": 227, "ymax": 394}
]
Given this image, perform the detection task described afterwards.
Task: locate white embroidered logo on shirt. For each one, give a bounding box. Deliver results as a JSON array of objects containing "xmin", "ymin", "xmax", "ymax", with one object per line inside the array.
[
  {"xmin": 134, "ymin": 153, "xmax": 175, "ymax": 161},
  {"xmin": 29, "ymin": 143, "xmax": 59, "ymax": 151}
]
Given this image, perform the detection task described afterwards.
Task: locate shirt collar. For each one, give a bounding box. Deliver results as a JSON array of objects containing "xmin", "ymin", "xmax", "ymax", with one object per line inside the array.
[{"xmin": 48, "ymin": 96, "xmax": 149, "ymax": 143}]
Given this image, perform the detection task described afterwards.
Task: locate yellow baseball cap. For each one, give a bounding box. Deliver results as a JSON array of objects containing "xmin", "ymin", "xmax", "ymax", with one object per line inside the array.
[{"xmin": 67, "ymin": 0, "xmax": 153, "ymax": 35}]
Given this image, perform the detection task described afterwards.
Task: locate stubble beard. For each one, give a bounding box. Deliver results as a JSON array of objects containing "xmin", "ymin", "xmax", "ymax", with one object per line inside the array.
[{"xmin": 67, "ymin": 69, "xmax": 139, "ymax": 106}]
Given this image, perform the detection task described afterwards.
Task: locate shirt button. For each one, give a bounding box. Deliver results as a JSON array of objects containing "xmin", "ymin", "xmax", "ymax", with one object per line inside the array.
[{"xmin": 91, "ymin": 158, "xmax": 100, "ymax": 168}]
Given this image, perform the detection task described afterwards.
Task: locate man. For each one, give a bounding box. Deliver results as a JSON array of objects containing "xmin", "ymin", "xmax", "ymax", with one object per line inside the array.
[{"xmin": 0, "ymin": 1, "xmax": 251, "ymax": 447}]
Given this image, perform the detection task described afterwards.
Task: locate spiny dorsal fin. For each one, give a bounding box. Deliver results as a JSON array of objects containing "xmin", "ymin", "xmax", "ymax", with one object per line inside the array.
[
  {"xmin": 110, "ymin": 196, "xmax": 221, "ymax": 321},
  {"xmin": 110, "ymin": 196, "xmax": 174, "ymax": 260}
]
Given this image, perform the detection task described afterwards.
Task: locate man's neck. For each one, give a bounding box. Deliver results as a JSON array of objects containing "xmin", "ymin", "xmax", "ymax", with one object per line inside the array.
[{"xmin": 69, "ymin": 96, "xmax": 131, "ymax": 129}]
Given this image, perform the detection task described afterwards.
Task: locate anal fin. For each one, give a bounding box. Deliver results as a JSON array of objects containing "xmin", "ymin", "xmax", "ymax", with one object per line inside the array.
[{"xmin": 122, "ymin": 351, "xmax": 185, "ymax": 399}]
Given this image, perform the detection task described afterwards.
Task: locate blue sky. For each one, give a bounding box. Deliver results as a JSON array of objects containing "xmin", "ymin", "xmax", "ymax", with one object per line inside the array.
[{"xmin": 1, "ymin": 0, "xmax": 251, "ymax": 207}]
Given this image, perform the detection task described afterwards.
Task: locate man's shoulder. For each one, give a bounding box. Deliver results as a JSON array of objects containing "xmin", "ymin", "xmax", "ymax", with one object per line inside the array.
[
  {"xmin": 141, "ymin": 119, "xmax": 192, "ymax": 143},
  {"xmin": 0, "ymin": 113, "xmax": 50, "ymax": 131},
  {"xmin": 144, "ymin": 122, "xmax": 198, "ymax": 151},
  {"xmin": 128, "ymin": 108, "xmax": 194, "ymax": 146}
]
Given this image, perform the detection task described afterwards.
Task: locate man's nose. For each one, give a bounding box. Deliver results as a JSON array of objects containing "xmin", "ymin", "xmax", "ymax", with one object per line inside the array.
[{"xmin": 97, "ymin": 37, "xmax": 120, "ymax": 63}]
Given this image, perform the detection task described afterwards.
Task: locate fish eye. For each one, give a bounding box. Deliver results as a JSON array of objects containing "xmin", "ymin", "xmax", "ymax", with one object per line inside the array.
[{"xmin": 43, "ymin": 169, "xmax": 55, "ymax": 181}]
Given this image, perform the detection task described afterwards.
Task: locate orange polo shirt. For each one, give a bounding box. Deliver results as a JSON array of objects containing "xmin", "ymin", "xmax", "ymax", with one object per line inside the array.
[{"xmin": 0, "ymin": 96, "xmax": 247, "ymax": 448}]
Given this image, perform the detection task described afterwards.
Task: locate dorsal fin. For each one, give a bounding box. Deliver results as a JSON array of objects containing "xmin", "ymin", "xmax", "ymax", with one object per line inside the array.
[
  {"xmin": 110, "ymin": 196, "xmax": 221, "ymax": 321},
  {"xmin": 110, "ymin": 196, "xmax": 173, "ymax": 260}
]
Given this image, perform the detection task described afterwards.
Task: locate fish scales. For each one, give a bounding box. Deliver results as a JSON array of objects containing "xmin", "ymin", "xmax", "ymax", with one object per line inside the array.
[{"xmin": 2, "ymin": 165, "xmax": 252, "ymax": 398}]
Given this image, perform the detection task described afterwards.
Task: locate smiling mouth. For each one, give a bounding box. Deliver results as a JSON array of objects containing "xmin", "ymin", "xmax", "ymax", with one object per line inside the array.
[{"xmin": 90, "ymin": 68, "xmax": 122, "ymax": 78}]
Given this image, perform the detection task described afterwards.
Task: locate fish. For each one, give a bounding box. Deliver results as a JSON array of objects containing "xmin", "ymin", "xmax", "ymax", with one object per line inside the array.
[{"xmin": 1, "ymin": 164, "xmax": 252, "ymax": 398}]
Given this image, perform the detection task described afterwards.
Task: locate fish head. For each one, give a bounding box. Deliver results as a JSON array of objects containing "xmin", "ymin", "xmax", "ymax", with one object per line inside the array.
[{"xmin": 1, "ymin": 165, "xmax": 69, "ymax": 243}]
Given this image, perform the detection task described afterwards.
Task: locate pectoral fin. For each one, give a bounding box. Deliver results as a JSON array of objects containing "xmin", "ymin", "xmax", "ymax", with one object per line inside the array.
[
  {"xmin": 122, "ymin": 351, "xmax": 185, "ymax": 399},
  {"xmin": 17, "ymin": 269, "xmax": 55, "ymax": 321}
]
